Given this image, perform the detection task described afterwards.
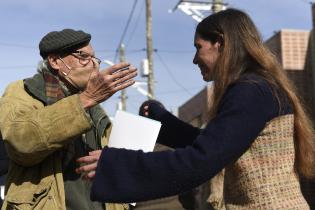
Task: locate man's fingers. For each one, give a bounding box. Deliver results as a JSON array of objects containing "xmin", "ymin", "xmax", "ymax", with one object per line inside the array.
[
  {"xmin": 110, "ymin": 66, "xmax": 137, "ymax": 81},
  {"xmin": 82, "ymin": 62, "xmax": 137, "ymax": 105},
  {"xmin": 112, "ymin": 71, "xmax": 137, "ymax": 87},
  {"xmin": 113, "ymin": 80, "xmax": 135, "ymax": 93},
  {"xmin": 89, "ymin": 69, "xmax": 100, "ymax": 79},
  {"xmin": 106, "ymin": 62, "xmax": 130, "ymax": 74}
]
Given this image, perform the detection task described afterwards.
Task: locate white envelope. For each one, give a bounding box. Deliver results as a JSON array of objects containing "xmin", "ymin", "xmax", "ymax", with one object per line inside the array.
[{"xmin": 108, "ymin": 110, "xmax": 161, "ymax": 152}]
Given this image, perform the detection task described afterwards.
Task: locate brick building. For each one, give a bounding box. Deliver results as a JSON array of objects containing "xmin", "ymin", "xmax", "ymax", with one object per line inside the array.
[
  {"xmin": 265, "ymin": 29, "xmax": 315, "ymax": 119},
  {"xmin": 178, "ymin": 84, "xmax": 212, "ymax": 127}
]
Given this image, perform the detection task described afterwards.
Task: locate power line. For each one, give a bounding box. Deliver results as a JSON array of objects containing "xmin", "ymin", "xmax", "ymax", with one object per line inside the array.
[
  {"xmin": 93, "ymin": 49, "xmax": 117, "ymax": 53},
  {"xmin": 155, "ymin": 51, "xmax": 193, "ymax": 97},
  {"xmin": 125, "ymin": 49, "xmax": 145, "ymax": 56},
  {"xmin": 157, "ymin": 49, "xmax": 194, "ymax": 54},
  {"xmin": 126, "ymin": 0, "xmax": 145, "ymax": 48},
  {"xmin": 113, "ymin": 0, "xmax": 139, "ymax": 62},
  {"xmin": 123, "ymin": 47, "xmax": 195, "ymax": 53},
  {"xmin": 127, "ymin": 85, "xmax": 204, "ymax": 98},
  {"xmin": 0, "ymin": 42, "xmax": 36, "ymax": 49},
  {"xmin": 298, "ymin": 0, "xmax": 314, "ymax": 4},
  {"xmin": 0, "ymin": 42, "xmax": 194, "ymax": 55},
  {"xmin": 0, "ymin": 65, "xmax": 36, "ymax": 70}
]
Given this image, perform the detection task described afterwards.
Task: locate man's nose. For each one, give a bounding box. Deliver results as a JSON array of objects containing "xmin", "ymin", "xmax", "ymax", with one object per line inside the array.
[{"xmin": 91, "ymin": 59, "xmax": 100, "ymax": 68}]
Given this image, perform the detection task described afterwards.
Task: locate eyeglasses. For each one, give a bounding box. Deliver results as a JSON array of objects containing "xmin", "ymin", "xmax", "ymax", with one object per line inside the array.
[{"xmin": 71, "ymin": 50, "xmax": 101, "ymax": 65}]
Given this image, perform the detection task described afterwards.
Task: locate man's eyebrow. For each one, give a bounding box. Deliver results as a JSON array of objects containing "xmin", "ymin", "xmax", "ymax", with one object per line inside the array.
[{"xmin": 75, "ymin": 51, "xmax": 95, "ymax": 56}]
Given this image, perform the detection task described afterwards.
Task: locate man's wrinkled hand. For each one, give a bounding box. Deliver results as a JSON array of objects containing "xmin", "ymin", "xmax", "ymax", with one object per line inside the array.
[{"xmin": 80, "ymin": 62, "xmax": 137, "ymax": 108}]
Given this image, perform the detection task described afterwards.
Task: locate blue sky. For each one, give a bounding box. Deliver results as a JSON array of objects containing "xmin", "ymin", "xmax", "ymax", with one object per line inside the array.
[{"xmin": 0, "ymin": 0, "xmax": 313, "ymax": 117}]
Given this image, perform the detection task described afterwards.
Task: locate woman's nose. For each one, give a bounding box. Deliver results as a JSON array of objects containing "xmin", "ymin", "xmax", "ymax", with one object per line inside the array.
[{"xmin": 193, "ymin": 54, "xmax": 198, "ymax": 65}]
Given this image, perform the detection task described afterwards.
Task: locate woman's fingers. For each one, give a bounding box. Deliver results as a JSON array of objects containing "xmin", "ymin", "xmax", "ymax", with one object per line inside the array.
[
  {"xmin": 87, "ymin": 171, "xmax": 96, "ymax": 179},
  {"xmin": 89, "ymin": 150, "xmax": 102, "ymax": 156},
  {"xmin": 81, "ymin": 162, "xmax": 97, "ymax": 172},
  {"xmin": 82, "ymin": 171, "xmax": 96, "ymax": 181},
  {"xmin": 142, "ymin": 106, "xmax": 149, "ymax": 116},
  {"xmin": 77, "ymin": 155, "xmax": 98, "ymax": 164},
  {"xmin": 76, "ymin": 150, "xmax": 102, "ymax": 175},
  {"xmin": 76, "ymin": 162, "xmax": 97, "ymax": 174}
]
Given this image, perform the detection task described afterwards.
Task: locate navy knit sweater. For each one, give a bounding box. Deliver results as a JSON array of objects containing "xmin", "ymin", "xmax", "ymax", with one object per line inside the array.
[{"xmin": 90, "ymin": 73, "xmax": 292, "ymax": 203}]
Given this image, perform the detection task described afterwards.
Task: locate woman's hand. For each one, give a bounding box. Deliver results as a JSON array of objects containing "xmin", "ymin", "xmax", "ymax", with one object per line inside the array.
[
  {"xmin": 139, "ymin": 104, "xmax": 150, "ymax": 117},
  {"xmin": 76, "ymin": 150, "xmax": 102, "ymax": 181},
  {"xmin": 139, "ymin": 100, "xmax": 165, "ymax": 119}
]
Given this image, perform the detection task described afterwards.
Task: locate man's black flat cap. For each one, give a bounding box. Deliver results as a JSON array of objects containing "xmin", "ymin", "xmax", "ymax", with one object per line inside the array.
[{"xmin": 39, "ymin": 29, "xmax": 91, "ymax": 59}]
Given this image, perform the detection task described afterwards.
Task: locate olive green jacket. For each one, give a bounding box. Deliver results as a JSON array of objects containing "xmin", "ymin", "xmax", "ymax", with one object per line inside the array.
[{"xmin": 0, "ymin": 80, "xmax": 127, "ymax": 210}]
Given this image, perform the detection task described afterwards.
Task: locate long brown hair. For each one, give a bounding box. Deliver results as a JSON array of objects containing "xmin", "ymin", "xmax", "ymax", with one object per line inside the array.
[{"xmin": 196, "ymin": 8, "xmax": 315, "ymax": 178}]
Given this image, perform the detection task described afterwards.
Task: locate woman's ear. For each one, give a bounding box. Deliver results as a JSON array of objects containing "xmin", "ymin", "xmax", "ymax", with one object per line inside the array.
[
  {"xmin": 214, "ymin": 41, "xmax": 222, "ymax": 52},
  {"xmin": 47, "ymin": 55, "xmax": 60, "ymax": 70}
]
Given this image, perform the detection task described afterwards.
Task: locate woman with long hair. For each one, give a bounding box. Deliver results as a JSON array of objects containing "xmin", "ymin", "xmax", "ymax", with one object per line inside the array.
[{"xmin": 76, "ymin": 8, "xmax": 315, "ymax": 209}]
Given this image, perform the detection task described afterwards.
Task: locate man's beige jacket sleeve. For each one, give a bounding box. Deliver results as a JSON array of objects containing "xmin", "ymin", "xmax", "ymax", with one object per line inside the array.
[{"xmin": 0, "ymin": 81, "xmax": 92, "ymax": 167}]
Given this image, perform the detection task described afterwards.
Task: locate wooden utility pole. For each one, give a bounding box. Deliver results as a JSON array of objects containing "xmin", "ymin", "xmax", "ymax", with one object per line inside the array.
[
  {"xmin": 146, "ymin": 0, "xmax": 154, "ymax": 99},
  {"xmin": 212, "ymin": 0, "xmax": 223, "ymax": 13},
  {"xmin": 119, "ymin": 43, "xmax": 127, "ymax": 110}
]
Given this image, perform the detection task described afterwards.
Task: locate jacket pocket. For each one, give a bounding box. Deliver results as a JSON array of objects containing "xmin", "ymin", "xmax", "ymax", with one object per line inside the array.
[{"xmin": 5, "ymin": 180, "xmax": 55, "ymax": 210}]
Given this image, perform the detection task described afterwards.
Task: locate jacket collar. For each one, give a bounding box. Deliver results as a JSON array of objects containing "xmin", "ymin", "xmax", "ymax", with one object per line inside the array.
[{"xmin": 24, "ymin": 72, "xmax": 48, "ymax": 105}]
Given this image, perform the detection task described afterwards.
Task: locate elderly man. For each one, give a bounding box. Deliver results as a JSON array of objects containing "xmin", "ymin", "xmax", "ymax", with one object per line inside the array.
[{"xmin": 0, "ymin": 29, "xmax": 137, "ymax": 210}]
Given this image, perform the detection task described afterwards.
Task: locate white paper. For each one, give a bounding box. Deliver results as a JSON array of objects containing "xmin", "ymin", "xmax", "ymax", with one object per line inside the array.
[{"xmin": 108, "ymin": 110, "xmax": 161, "ymax": 152}]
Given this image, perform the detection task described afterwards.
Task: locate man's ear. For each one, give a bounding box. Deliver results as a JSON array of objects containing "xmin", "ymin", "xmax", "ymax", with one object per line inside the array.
[{"xmin": 47, "ymin": 55, "xmax": 60, "ymax": 70}]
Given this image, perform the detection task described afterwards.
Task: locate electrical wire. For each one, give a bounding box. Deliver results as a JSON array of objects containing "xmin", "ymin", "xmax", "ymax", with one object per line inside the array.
[
  {"xmin": 155, "ymin": 51, "xmax": 194, "ymax": 97},
  {"xmin": 298, "ymin": 0, "xmax": 314, "ymax": 4},
  {"xmin": 127, "ymin": 86, "xmax": 204, "ymax": 97},
  {"xmin": 157, "ymin": 49, "xmax": 194, "ymax": 54},
  {"xmin": 0, "ymin": 42, "xmax": 194, "ymax": 54},
  {"xmin": 0, "ymin": 65, "xmax": 36, "ymax": 70},
  {"xmin": 126, "ymin": 0, "xmax": 145, "ymax": 48},
  {"xmin": 93, "ymin": 49, "xmax": 117, "ymax": 53},
  {"xmin": 113, "ymin": 0, "xmax": 139, "ymax": 62},
  {"xmin": 0, "ymin": 42, "xmax": 36, "ymax": 49}
]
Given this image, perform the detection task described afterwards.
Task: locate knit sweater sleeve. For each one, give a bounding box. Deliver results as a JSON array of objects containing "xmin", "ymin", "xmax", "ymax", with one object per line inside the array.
[
  {"xmin": 90, "ymin": 75, "xmax": 292, "ymax": 203},
  {"xmin": 148, "ymin": 103, "xmax": 201, "ymax": 148}
]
